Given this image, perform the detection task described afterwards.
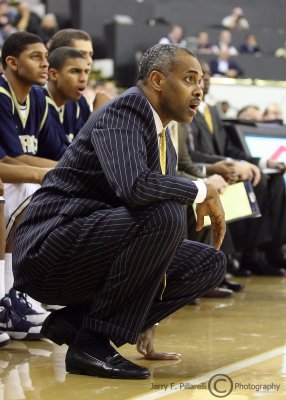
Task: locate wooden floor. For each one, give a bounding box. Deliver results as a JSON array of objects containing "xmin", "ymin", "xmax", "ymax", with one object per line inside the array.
[{"xmin": 1, "ymin": 276, "xmax": 286, "ymax": 400}]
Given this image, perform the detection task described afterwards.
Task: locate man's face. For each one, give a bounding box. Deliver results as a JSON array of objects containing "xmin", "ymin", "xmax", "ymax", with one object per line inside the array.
[
  {"xmin": 51, "ymin": 57, "xmax": 89, "ymax": 101},
  {"xmin": 71, "ymin": 39, "xmax": 93, "ymax": 71},
  {"xmin": 14, "ymin": 43, "xmax": 48, "ymax": 85},
  {"xmin": 201, "ymin": 61, "xmax": 211, "ymax": 97},
  {"xmin": 158, "ymin": 52, "xmax": 203, "ymax": 124}
]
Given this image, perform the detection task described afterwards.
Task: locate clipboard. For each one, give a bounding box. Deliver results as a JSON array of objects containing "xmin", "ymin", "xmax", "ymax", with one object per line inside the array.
[{"xmin": 193, "ymin": 181, "xmax": 261, "ymax": 227}]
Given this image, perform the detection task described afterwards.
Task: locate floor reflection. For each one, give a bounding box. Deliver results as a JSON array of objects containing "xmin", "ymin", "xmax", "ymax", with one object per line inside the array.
[{"xmin": 0, "ymin": 277, "xmax": 286, "ymax": 399}]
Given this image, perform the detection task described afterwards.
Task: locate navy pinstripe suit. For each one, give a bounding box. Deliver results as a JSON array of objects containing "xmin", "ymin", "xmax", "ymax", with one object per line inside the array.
[{"xmin": 13, "ymin": 87, "xmax": 226, "ymax": 347}]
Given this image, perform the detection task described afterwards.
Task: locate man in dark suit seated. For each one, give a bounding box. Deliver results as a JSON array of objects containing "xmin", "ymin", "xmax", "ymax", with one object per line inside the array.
[
  {"xmin": 188, "ymin": 60, "xmax": 286, "ymax": 276},
  {"xmin": 12, "ymin": 44, "xmax": 226, "ymax": 380}
]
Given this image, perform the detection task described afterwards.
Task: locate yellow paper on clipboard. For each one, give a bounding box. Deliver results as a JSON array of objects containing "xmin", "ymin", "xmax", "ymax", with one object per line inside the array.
[{"xmin": 193, "ymin": 181, "xmax": 261, "ymax": 227}]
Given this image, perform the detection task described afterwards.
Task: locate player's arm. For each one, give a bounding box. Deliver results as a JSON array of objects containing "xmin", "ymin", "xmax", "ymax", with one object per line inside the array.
[
  {"xmin": 0, "ymin": 161, "xmax": 51, "ymax": 183},
  {"xmin": 14, "ymin": 154, "xmax": 57, "ymax": 168}
]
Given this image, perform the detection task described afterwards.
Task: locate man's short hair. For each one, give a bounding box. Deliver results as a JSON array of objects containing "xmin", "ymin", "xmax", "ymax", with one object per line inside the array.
[
  {"xmin": 48, "ymin": 46, "xmax": 85, "ymax": 71},
  {"xmin": 49, "ymin": 29, "xmax": 91, "ymax": 53},
  {"xmin": 1, "ymin": 31, "xmax": 44, "ymax": 69},
  {"xmin": 137, "ymin": 43, "xmax": 196, "ymax": 84}
]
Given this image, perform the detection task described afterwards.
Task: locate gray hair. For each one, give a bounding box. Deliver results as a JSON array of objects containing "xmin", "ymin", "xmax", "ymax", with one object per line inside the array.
[{"xmin": 137, "ymin": 44, "xmax": 196, "ymax": 83}]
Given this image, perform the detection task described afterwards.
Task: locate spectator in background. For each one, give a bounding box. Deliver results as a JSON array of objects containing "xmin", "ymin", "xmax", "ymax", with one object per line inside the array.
[
  {"xmin": 38, "ymin": 13, "xmax": 58, "ymax": 46},
  {"xmin": 159, "ymin": 25, "xmax": 186, "ymax": 46},
  {"xmin": 237, "ymin": 105, "xmax": 263, "ymax": 121},
  {"xmin": 196, "ymin": 31, "xmax": 212, "ymax": 54},
  {"xmin": 0, "ymin": 0, "xmax": 17, "ymax": 46},
  {"xmin": 221, "ymin": 7, "xmax": 250, "ymax": 30},
  {"xmin": 13, "ymin": 1, "xmax": 41, "ymax": 35},
  {"xmin": 212, "ymin": 30, "xmax": 238, "ymax": 56},
  {"xmin": 209, "ymin": 48, "xmax": 244, "ymax": 78},
  {"xmin": 263, "ymin": 102, "xmax": 283, "ymax": 121},
  {"xmin": 239, "ymin": 33, "xmax": 262, "ymax": 55},
  {"xmin": 217, "ymin": 100, "xmax": 237, "ymax": 119},
  {"xmin": 275, "ymin": 41, "xmax": 286, "ymax": 58}
]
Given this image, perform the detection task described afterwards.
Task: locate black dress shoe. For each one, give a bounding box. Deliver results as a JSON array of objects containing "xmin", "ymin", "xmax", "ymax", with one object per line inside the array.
[
  {"xmin": 231, "ymin": 268, "xmax": 252, "ymax": 277},
  {"xmin": 227, "ymin": 255, "xmax": 251, "ymax": 277},
  {"xmin": 220, "ymin": 279, "xmax": 244, "ymax": 292},
  {"xmin": 66, "ymin": 347, "xmax": 150, "ymax": 379},
  {"xmin": 246, "ymin": 261, "xmax": 286, "ymax": 276},
  {"xmin": 41, "ymin": 311, "xmax": 77, "ymax": 346}
]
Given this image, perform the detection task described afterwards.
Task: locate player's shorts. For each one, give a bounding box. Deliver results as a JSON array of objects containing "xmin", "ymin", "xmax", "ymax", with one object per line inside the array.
[{"xmin": 4, "ymin": 183, "xmax": 40, "ymax": 238}]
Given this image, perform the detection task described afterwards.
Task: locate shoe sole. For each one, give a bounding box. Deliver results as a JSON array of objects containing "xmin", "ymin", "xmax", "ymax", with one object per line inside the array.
[
  {"xmin": 66, "ymin": 366, "xmax": 150, "ymax": 379},
  {"xmin": 41, "ymin": 313, "xmax": 77, "ymax": 346},
  {"xmin": 0, "ymin": 337, "xmax": 10, "ymax": 347},
  {"xmin": 6, "ymin": 331, "xmax": 43, "ymax": 340}
]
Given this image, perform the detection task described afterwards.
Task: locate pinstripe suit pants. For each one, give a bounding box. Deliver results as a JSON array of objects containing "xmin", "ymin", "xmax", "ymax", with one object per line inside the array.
[{"xmin": 14, "ymin": 200, "xmax": 226, "ymax": 346}]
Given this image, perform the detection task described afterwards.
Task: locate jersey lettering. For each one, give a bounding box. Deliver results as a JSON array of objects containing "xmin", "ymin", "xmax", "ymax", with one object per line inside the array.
[{"xmin": 19, "ymin": 135, "xmax": 38, "ymax": 154}]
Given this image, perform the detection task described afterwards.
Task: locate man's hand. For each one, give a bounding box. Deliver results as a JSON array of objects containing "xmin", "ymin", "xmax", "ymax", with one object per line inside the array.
[
  {"xmin": 267, "ymin": 159, "xmax": 286, "ymax": 173},
  {"xmin": 93, "ymin": 90, "xmax": 113, "ymax": 112},
  {"xmin": 136, "ymin": 325, "xmax": 181, "ymax": 360},
  {"xmin": 207, "ymin": 160, "xmax": 239, "ymax": 183},
  {"xmin": 195, "ymin": 183, "xmax": 226, "ymax": 250},
  {"xmin": 234, "ymin": 161, "xmax": 261, "ymax": 186},
  {"xmin": 205, "ymin": 174, "xmax": 229, "ymax": 194}
]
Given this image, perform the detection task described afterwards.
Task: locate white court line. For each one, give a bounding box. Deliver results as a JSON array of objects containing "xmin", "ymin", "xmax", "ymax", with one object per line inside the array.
[{"xmin": 131, "ymin": 345, "xmax": 286, "ymax": 400}]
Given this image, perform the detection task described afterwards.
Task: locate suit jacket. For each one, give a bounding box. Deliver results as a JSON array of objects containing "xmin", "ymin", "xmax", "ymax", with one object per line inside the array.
[
  {"xmin": 190, "ymin": 105, "xmax": 258, "ymax": 163},
  {"xmin": 177, "ymin": 123, "xmax": 205, "ymax": 179},
  {"xmin": 190, "ymin": 106, "xmax": 227, "ymax": 163},
  {"xmin": 190, "ymin": 106, "xmax": 260, "ymax": 166},
  {"xmin": 19, "ymin": 86, "xmax": 200, "ymax": 250},
  {"xmin": 190, "ymin": 105, "xmax": 278, "ymax": 251}
]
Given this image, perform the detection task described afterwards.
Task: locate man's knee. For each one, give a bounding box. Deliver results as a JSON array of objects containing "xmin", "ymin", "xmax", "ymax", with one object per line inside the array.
[
  {"xmin": 212, "ymin": 249, "xmax": 227, "ymax": 279},
  {"xmin": 156, "ymin": 200, "xmax": 186, "ymax": 239}
]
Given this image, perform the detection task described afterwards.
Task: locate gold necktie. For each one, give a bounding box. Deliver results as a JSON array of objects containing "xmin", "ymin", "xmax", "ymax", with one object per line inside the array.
[
  {"xmin": 159, "ymin": 128, "xmax": 167, "ymax": 175},
  {"xmin": 204, "ymin": 104, "xmax": 214, "ymax": 134}
]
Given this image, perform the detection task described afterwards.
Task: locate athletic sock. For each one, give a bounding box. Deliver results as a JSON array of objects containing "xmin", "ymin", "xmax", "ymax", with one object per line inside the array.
[
  {"xmin": 0, "ymin": 260, "xmax": 5, "ymax": 299},
  {"xmin": 4, "ymin": 253, "xmax": 13, "ymax": 294}
]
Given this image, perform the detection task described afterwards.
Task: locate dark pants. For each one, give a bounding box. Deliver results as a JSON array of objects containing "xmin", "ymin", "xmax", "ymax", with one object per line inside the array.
[{"xmin": 13, "ymin": 200, "xmax": 226, "ymax": 346}]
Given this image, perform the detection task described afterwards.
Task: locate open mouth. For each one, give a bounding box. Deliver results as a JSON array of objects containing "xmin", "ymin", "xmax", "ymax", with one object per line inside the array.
[
  {"xmin": 189, "ymin": 100, "xmax": 201, "ymax": 114},
  {"xmin": 189, "ymin": 104, "xmax": 198, "ymax": 112}
]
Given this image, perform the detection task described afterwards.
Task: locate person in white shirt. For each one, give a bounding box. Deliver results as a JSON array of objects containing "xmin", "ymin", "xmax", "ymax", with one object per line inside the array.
[{"xmin": 222, "ymin": 7, "xmax": 250, "ymax": 30}]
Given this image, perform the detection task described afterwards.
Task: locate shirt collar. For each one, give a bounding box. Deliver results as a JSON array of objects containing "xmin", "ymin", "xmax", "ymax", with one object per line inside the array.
[
  {"xmin": 148, "ymin": 101, "xmax": 164, "ymax": 135},
  {"xmin": 198, "ymin": 100, "xmax": 206, "ymax": 114},
  {"xmin": 148, "ymin": 101, "xmax": 175, "ymax": 136}
]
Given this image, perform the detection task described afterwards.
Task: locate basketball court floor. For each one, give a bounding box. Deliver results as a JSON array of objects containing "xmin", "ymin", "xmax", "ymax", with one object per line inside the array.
[{"xmin": 1, "ymin": 276, "xmax": 286, "ymax": 399}]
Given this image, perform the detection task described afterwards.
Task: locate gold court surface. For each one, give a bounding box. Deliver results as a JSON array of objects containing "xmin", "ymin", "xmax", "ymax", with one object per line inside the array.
[{"xmin": 1, "ymin": 276, "xmax": 286, "ymax": 400}]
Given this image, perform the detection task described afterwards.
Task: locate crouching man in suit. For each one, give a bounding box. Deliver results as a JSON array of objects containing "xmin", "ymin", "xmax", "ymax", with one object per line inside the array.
[{"xmin": 13, "ymin": 44, "xmax": 226, "ymax": 379}]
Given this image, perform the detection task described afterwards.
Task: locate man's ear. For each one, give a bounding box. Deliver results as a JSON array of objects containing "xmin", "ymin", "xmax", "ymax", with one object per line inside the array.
[
  {"xmin": 5, "ymin": 56, "xmax": 18, "ymax": 71},
  {"xmin": 149, "ymin": 70, "xmax": 165, "ymax": 92},
  {"xmin": 48, "ymin": 68, "xmax": 58, "ymax": 82}
]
